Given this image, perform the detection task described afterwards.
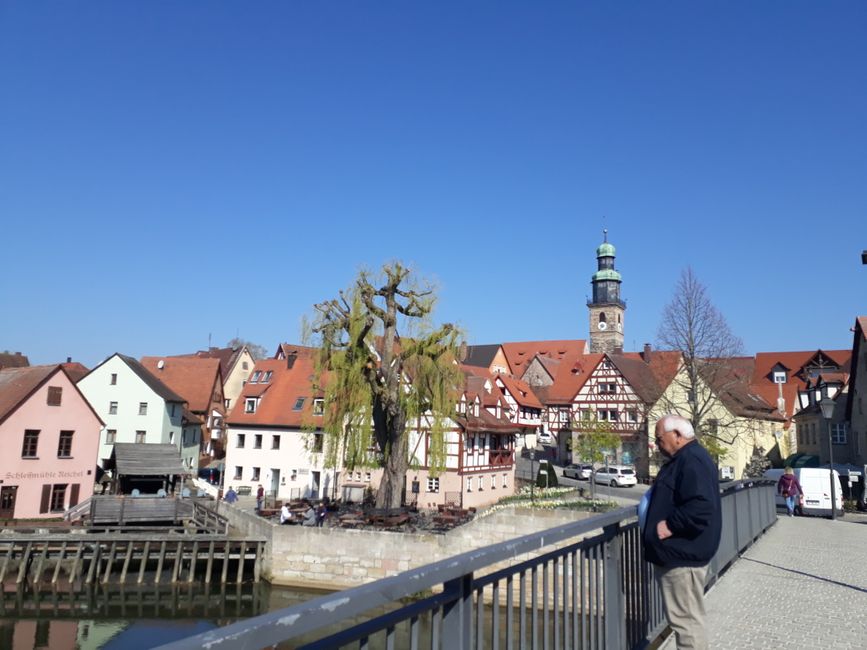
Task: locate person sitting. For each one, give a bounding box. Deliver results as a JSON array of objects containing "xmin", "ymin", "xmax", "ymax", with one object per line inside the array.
[
  {"xmin": 301, "ymin": 500, "xmax": 317, "ymax": 527},
  {"xmin": 280, "ymin": 503, "xmax": 293, "ymax": 525},
  {"xmin": 223, "ymin": 486, "xmax": 238, "ymax": 503}
]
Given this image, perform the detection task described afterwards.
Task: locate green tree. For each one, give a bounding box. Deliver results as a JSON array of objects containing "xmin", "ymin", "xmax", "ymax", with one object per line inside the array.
[
  {"xmin": 308, "ymin": 263, "xmax": 463, "ymax": 510},
  {"xmin": 573, "ymin": 413, "xmax": 620, "ymax": 501}
]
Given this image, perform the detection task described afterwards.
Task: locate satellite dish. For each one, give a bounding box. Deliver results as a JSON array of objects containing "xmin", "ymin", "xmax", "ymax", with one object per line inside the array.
[
  {"xmin": 157, "ymin": 360, "xmax": 165, "ymax": 370},
  {"xmin": 597, "ymin": 321, "xmax": 607, "ymax": 331}
]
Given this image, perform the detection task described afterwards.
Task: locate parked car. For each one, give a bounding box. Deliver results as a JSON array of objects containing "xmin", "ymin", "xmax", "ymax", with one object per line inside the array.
[
  {"xmin": 537, "ymin": 431, "xmax": 553, "ymax": 444},
  {"xmin": 593, "ymin": 465, "xmax": 638, "ymax": 487},
  {"xmin": 563, "ymin": 463, "xmax": 594, "ymax": 480}
]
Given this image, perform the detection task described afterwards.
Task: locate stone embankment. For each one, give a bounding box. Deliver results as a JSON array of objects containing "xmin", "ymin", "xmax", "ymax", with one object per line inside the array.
[{"xmin": 218, "ymin": 502, "xmax": 607, "ymax": 590}]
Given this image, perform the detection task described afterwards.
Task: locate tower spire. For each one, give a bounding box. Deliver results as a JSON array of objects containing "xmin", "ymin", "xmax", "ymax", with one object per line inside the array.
[{"xmin": 587, "ymin": 231, "xmax": 625, "ymax": 353}]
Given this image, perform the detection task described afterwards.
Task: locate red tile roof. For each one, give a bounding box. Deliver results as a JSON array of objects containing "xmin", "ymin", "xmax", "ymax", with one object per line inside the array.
[
  {"xmin": 0, "ymin": 365, "xmax": 59, "ymax": 424},
  {"xmin": 140, "ymin": 356, "xmax": 222, "ymax": 414},
  {"xmin": 227, "ymin": 356, "xmax": 324, "ymax": 428},
  {"xmin": 0, "ymin": 365, "xmax": 103, "ymax": 427},
  {"xmin": 495, "ymin": 374, "xmax": 543, "ymax": 409},
  {"xmin": 501, "ymin": 340, "xmax": 587, "ymax": 376},
  {"xmin": 61, "ymin": 362, "xmax": 90, "ymax": 383},
  {"xmin": 0, "ymin": 352, "xmax": 29, "ymax": 369},
  {"xmin": 541, "ymin": 353, "xmax": 605, "ymax": 404},
  {"xmin": 750, "ymin": 349, "xmax": 851, "ymax": 421},
  {"xmin": 177, "ymin": 346, "xmax": 243, "ymax": 379}
]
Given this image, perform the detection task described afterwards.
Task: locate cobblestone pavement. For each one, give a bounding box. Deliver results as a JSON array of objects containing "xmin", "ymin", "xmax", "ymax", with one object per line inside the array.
[{"xmin": 662, "ymin": 512, "xmax": 867, "ymax": 649}]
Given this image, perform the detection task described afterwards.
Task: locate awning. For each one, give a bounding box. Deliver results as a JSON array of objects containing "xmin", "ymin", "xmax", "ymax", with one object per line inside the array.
[{"xmin": 111, "ymin": 443, "xmax": 186, "ymax": 476}]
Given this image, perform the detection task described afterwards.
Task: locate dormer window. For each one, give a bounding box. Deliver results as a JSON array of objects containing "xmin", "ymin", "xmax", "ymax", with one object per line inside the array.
[
  {"xmin": 773, "ymin": 371, "xmax": 787, "ymax": 384},
  {"xmin": 262, "ymin": 371, "xmax": 273, "ymax": 383},
  {"xmin": 313, "ymin": 398, "xmax": 324, "ymax": 416},
  {"xmin": 245, "ymin": 398, "xmax": 257, "ymax": 414},
  {"xmin": 249, "ymin": 371, "xmax": 262, "ymax": 384}
]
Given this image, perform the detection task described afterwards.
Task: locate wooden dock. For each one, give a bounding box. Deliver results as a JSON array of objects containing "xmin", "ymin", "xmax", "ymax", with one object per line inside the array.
[{"xmin": 0, "ymin": 533, "xmax": 265, "ymax": 587}]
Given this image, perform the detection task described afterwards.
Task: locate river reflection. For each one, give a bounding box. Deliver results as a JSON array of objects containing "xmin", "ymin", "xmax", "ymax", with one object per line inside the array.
[{"xmin": 0, "ymin": 582, "xmax": 327, "ymax": 649}]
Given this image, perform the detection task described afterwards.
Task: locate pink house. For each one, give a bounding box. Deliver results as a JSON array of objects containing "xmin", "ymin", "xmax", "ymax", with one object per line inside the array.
[{"xmin": 0, "ymin": 365, "xmax": 103, "ymax": 520}]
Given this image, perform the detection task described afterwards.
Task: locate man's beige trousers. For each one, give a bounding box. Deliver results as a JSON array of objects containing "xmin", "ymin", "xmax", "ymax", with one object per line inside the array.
[{"xmin": 656, "ymin": 565, "xmax": 709, "ymax": 650}]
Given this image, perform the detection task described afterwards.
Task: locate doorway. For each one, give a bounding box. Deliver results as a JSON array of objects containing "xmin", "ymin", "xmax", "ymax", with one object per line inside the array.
[
  {"xmin": 270, "ymin": 469, "xmax": 280, "ymax": 499},
  {"xmin": 311, "ymin": 471, "xmax": 321, "ymax": 499}
]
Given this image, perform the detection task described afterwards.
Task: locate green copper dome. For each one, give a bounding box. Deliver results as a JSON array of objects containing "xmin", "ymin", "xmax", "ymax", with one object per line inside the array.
[
  {"xmin": 596, "ymin": 242, "xmax": 616, "ymax": 258},
  {"xmin": 593, "ymin": 269, "xmax": 621, "ymax": 282}
]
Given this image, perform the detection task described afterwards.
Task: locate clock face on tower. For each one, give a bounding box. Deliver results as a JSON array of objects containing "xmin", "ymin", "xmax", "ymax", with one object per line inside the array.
[{"xmin": 597, "ymin": 321, "xmax": 607, "ymax": 331}]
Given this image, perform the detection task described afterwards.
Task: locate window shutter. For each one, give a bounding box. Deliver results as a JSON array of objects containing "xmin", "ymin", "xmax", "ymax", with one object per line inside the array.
[
  {"xmin": 40, "ymin": 485, "xmax": 51, "ymax": 514},
  {"xmin": 69, "ymin": 484, "xmax": 80, "ymax": 508}
]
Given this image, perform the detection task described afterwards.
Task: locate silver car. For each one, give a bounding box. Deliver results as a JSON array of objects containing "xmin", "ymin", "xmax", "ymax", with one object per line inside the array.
[
  {"xmin": 593, "ymin": 465, "xmax": 638, "ymax": 487},
  {"xmin": 563, "ymin": 463, "xmax": 594, "ymax": 480}
]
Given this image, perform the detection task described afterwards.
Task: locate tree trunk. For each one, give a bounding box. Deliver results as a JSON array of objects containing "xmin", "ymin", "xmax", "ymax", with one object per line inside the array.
[{"xmin": 373, "ymin": 400, "xmax": 408, "ymax": 510}]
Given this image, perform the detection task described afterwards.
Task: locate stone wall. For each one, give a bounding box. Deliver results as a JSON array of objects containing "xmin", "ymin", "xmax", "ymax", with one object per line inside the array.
[{"xmin": 218, "ymin": 503, "xmax": 602, "ymax": 590}]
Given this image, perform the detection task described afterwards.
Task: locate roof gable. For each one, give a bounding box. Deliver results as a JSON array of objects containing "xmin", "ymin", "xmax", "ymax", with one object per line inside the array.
[{"xmin": 140, "ymin": 356, "xmax": 223, "ymax": 413}]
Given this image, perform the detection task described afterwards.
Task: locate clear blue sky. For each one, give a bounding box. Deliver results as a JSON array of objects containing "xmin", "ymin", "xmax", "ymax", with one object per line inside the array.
[{"xmin": 2, "ymin": 2, "xmax": 865, "ymax": 367}]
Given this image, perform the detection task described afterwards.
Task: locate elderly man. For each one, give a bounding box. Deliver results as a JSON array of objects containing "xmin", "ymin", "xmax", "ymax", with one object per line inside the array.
[{"xmin": 643, "ymin": 414, "xmax": 722, "ymax": 650}]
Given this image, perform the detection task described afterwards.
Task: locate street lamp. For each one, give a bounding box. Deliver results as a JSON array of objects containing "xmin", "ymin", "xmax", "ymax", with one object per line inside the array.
[
  {"xmin": 529, "ymin": 447, "xmax": 536, "ymax": 505},
  {"xmin": 819, "ymin": 397, "xmax": 837, "ymax": 520}
]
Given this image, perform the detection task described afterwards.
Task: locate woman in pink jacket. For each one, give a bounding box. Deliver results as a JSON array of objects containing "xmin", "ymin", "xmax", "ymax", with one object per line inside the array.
[{"xmin": 777, "ymin": 467, "xmax": 804, "ymax": 517}]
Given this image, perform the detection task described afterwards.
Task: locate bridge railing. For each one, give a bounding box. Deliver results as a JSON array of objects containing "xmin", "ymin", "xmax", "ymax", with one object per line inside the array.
[{"xmin": 156, "ymin": 479, "xmax": 777, "ymax": 650}]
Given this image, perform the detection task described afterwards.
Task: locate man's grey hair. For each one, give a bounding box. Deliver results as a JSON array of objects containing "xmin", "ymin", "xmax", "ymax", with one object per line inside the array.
[{"xmin": 659, "ymin": 414, "xmax": 696, "ymax": 439}]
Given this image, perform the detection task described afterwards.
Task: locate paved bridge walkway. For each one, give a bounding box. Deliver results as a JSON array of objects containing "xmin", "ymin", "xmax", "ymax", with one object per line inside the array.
[{"xmin": 663, "ymin": 512, "xmax": 867, "ymax": 649}]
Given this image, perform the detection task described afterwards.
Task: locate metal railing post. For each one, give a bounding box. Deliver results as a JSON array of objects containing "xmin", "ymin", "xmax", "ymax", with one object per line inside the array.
[
  {"xmin": 442, "ymin": 573, "xmax": 473, "ymax": 649},
  {"xmin": 602, "ymin": 523, "xmax": 626, "ymax": 649}
]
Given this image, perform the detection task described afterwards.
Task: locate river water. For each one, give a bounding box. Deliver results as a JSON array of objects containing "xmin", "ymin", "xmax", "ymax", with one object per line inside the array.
[{"xmin": 0, "ymin": 582, "xmax": 326, "ymax": 649}]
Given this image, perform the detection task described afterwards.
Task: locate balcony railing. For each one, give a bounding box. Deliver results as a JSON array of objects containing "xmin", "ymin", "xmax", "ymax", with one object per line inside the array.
[{"xmin": 157, "ymin": 480, "xmax": 776, "ymax": 650}]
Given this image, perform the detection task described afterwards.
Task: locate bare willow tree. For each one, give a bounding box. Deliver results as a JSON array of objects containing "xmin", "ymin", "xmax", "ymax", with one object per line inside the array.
[
  {"xmin": 307, "ymin": 262, "xmax": 463, "ymax": 510},
  {"xmin": 656, "ymin": 267, "xmax": 746, "ymax": 456},
  {"xmin": 227, "ymin": 338, "xmax": 268, "ymax": 360}
]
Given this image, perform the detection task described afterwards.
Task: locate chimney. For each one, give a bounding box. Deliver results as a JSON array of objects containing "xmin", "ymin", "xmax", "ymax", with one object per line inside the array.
[
  {"xmin": 66, "ymin": 357, "xmax": 72, "ymax": 363},
  {"xmin": 614, "ymin": 346, "xmax": 623, "ymax": 354},
  {"xmin": 286, "ymin": 352, "xmax": 298, "ymax": 369},
  {"xmin": 643, "ymin": 343, "xmax": 652, "ymax": 364}
]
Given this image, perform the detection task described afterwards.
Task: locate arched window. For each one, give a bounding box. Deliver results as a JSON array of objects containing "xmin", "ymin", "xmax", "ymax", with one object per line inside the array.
[{"xmin": 599, "ymin": 312, "xmax": 607, "ymax": 323}]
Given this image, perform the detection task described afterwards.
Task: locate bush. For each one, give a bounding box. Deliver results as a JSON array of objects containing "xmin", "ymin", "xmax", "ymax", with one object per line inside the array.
[{"xmin": 536, "ymin": 461, "xmax": 559, "ymax": 488}]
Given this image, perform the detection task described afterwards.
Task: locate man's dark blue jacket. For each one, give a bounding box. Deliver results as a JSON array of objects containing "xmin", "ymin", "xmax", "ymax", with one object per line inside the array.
[{"xmin": 642, "ymin": 440, "xmax": 722, "ymax": 568}]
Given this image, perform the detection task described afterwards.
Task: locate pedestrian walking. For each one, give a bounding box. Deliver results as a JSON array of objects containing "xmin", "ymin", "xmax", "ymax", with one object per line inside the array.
[
  {"xmin": 642, "ymin": 414, "xmax": 722, "ymax": 650},
  {"xmin": 223, "ymin": 486, "xmax": 238, "ymax": 504},
  {"xmin": 777, "ymin": 467, "xmax": 804, "ymax": 517}
]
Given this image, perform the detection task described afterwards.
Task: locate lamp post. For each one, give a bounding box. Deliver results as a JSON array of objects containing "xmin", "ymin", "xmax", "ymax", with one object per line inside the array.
[
  {"xmin": 819, "ymin": 397, "xmax": 837, "ymax": 520},
  {"xmin": 530, "ymin": 448, "xmax": 536, "ymax": 505}
]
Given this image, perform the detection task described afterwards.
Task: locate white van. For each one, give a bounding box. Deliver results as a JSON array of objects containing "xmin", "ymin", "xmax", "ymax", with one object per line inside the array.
[{"xmin": 763, "ymin": 468, "xmax": 844, "ymax": 518}]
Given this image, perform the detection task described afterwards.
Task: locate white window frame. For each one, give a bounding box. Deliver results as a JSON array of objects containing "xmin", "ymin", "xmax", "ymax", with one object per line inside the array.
[{"xmin": 426, "ymin": 477, "xmax": 440, "ymax": 493}]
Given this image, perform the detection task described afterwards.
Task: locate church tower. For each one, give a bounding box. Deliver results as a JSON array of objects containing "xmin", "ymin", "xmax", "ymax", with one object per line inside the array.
[{"xmin": 588, "ymin": 230, "xmax": 625, "ymax": 353}]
